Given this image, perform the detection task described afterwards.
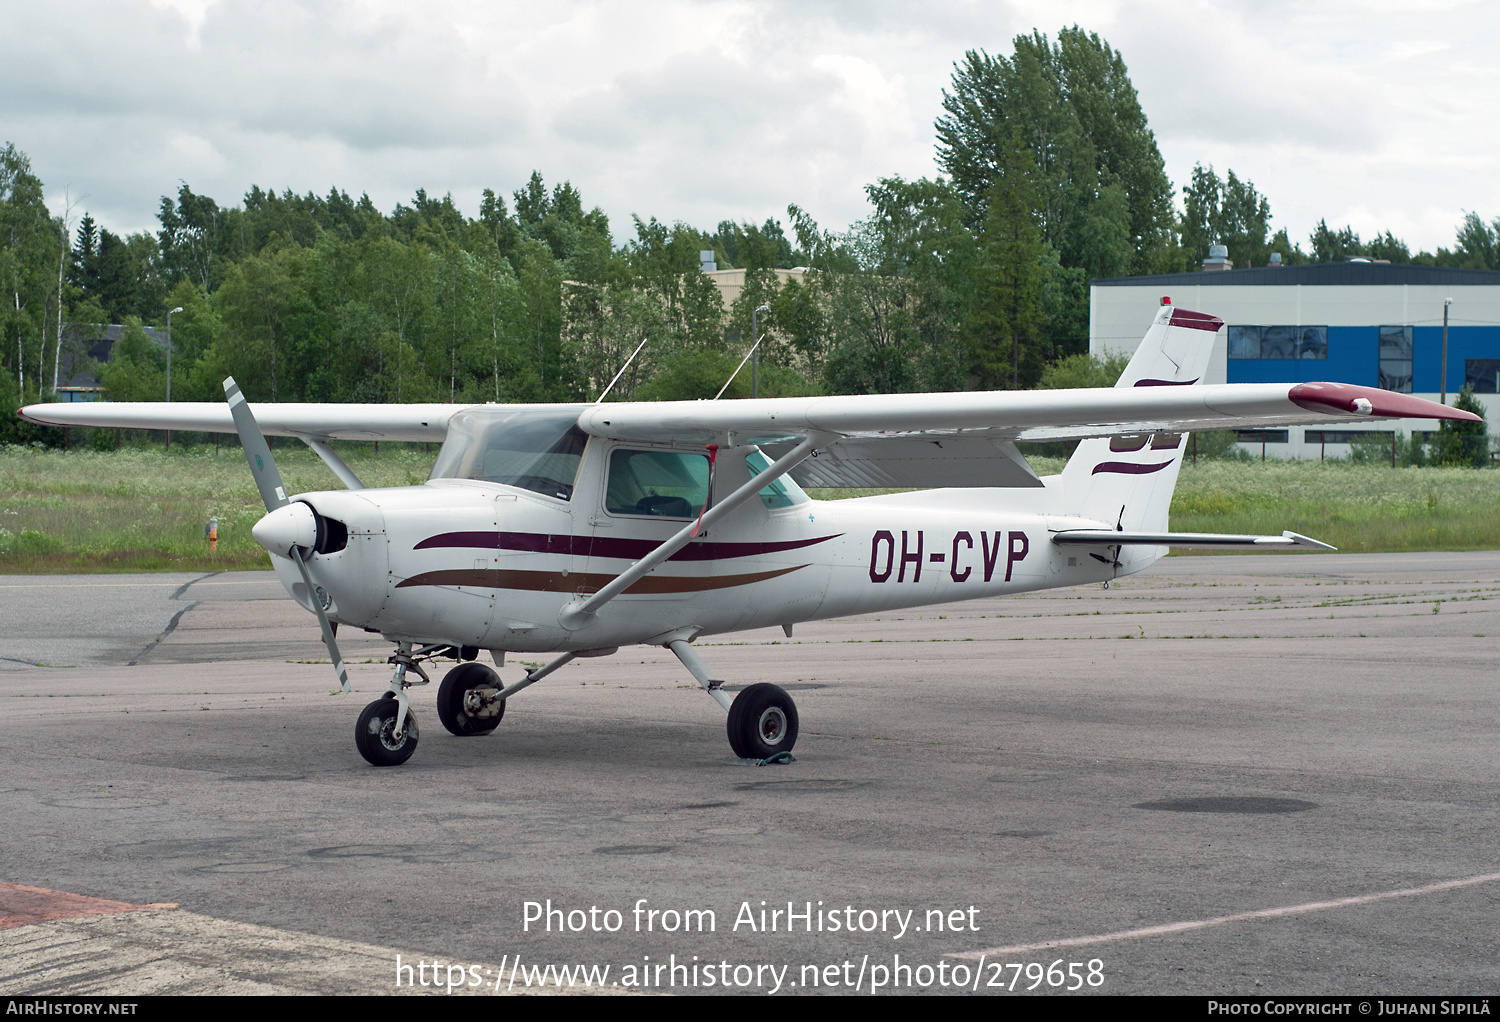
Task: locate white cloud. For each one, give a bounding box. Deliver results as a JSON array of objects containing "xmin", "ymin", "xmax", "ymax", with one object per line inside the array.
[
  {"xmin": 148, "ymin": 0, "xmax": 219, "ymax": 49},
  {"xmin": 2, "ymin": 0, "xmax": 1497, "ymax": 253}
]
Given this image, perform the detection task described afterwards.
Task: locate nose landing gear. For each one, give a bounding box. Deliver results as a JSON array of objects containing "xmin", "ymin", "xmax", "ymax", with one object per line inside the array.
[
  {"xmin": 355, "ymin": 693, "xmax": 419, "ymax": 766},
  {"xmin": 354, "ymin": 641, "xmax": 438, "ymax": 766}
]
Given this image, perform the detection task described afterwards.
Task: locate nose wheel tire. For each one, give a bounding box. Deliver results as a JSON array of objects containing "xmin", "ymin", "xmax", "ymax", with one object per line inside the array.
[
  {"xmin": 726, "ymin": 683, "xmax": 799, "ymax": 759},
  {"xmin": 355, "ymin": 695, "xmax": 419, "ymax": 766},
  {"xmin": 437, "ymin": 662, "xmax": 504, "ymax": 737}
]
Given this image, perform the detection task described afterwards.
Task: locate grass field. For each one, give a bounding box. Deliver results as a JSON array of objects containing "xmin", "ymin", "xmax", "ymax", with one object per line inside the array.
[
  {"xmin": 0, "ymin": 441, "xmax": 436, "ymax": 573},
  {"xmin": 2, "ymin": 444, "xmax": 1497, "ymax": 572}
]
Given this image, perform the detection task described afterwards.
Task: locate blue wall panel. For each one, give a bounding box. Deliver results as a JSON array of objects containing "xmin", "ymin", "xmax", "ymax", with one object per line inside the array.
[
  {"xmin": 1413, "ymin": 326, "xmax": 1500, "ymax": 393},
  {"xmin": 1227, "ymin": 326, "xmax": 1500, "ymax": 389},
  {"xmin": 1227, "ymin": 326, "xmax": 1376, "ymax": 386}
]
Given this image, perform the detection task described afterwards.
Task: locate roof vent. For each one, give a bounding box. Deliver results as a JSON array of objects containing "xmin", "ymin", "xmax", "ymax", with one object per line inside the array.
[
  {"xmin": 699, "ymin": 250, "xmax": 717, "ymax": 272},
  {"xmin": 1202, "ymin": 244, "xmax": 1233, "ymax": 271},
  {"xmin": 1268, "ymin": 252, "xmax": 1283, "ymax": 267}
]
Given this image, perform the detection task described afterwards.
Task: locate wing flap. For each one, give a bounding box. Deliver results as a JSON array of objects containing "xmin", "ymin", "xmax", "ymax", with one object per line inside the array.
[{"xmin": 763, "ymin": 436, "xmax": 1044, "ymax": 489}]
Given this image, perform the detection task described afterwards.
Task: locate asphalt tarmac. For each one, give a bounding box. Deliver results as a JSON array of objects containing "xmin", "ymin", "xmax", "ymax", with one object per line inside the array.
[{"xmin": 2, "ymin": 552, "xmax": 1498, "ymax": 996}]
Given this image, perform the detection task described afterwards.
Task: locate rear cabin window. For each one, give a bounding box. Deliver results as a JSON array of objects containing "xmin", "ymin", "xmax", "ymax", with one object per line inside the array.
[
  {"xmin": 745, "ymin": 450, "xmax": 810, "ymax": 509},
  {"xmin": 605, "ymin": 450, "xmax": 710, "ymax": 519}
]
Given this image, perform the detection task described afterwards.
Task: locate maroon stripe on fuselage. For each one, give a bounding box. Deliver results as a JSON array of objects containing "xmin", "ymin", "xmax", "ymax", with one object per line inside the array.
[
  {"xmin": 1134, "ymin": 377, "xmax": 1200, "ymax": 387},
  {"xmin": 1091, "ymin": 460, "xmax": 1175, "ymax": 476},
  {"xmin": 414, "ymin": 531, "xmax": 841, "ymax": 561}
]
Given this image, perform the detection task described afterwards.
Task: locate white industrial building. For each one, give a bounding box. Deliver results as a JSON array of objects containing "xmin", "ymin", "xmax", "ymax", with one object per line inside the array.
[{"xmin": 1090, "ymin": 257, "xmax": 1500, "ymax": 459}]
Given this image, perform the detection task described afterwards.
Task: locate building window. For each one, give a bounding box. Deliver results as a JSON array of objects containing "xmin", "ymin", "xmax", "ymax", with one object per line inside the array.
[
  {"xmin": 1465, "ymin": 359, "xmax": 1500, "ymax": 394},
  {"xmin": 1234, "ymin": 430, "xmax": 1289, "ymax": 443},
  {"xmin": 1378, "ymin": 326, "xmax": 1413, "ymax": 393},
  {"xmin": 1227, "ymin": 326, "xmax": 1327, "ymax": 360},
  {"xmin": 1305, "ymin": 430, "xmax": 1392, "ymax": 444}
]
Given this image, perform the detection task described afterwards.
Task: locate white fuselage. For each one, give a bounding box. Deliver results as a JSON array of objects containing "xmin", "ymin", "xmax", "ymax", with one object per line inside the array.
[{"xmin": 273, "ymin": 441, "xmax": 1147, "ymax": 654}]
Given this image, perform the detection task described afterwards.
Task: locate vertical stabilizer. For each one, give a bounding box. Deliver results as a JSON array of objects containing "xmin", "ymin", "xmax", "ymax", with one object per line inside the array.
[{"xmin": 1059, "ymin": 304, "xmax": 1223, "ymax": 569}]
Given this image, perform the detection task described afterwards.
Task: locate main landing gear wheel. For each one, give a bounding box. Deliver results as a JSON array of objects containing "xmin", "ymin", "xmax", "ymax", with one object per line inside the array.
[
  {"xmin": 726, "ymin": 683, "xmax": 799, "ymax": 759},
  {"xmin": 437, "ymin": 662, "xmax": 504, "ymax": 737},
  {"xmin": 355, "ymin": 694, "xmax": 419, "ymax": 766}
]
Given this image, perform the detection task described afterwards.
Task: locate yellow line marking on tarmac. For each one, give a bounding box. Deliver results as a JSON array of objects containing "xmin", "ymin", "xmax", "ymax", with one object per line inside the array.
[{"xmin": 948, "ymin": 870, "xmax": 1500, "ymax": 959}]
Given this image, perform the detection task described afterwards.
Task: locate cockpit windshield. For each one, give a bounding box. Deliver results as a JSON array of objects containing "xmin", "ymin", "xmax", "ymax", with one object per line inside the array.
[{"xmin": 429, "ymin": 406, "xmax": 589, "ymax": 501}]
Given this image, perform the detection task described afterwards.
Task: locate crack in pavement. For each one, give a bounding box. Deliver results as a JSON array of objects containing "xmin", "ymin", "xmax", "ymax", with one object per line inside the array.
[{"xmin": 127, "ymin": 571, "xmax": 223, "ymax": 667}]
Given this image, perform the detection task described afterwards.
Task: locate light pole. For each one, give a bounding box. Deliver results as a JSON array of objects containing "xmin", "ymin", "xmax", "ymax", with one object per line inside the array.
[
  {"xmin": 166, "ymin": 306, "xmax": 183, "ymax": 402},
  {"xmin": 1441, "ymin": 298, "xmax": 1452, "ymax": 405},
  {"xmin": 166, "ymin": 306, "xmax": 183, "ymax": 450},
  {"xmin": 751, "ymin": 304, "xmax": 770, "ymax": 399}
]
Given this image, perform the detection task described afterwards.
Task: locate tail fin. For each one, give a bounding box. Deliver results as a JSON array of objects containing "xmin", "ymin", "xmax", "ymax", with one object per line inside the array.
[{"xmin": 1059, "ymin": 304, "xmax": 1222, "ymax": 560}]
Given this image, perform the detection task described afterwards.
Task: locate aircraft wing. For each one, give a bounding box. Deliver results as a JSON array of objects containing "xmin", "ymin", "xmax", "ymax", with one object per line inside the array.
[
  {"xmin": 574, "ymin": 382, "xmax": 1476, "ymax": 446},
  {"xmin": 17, "ymin": 401, "xmax": 461, "ymax": 441},
  {"xmin": 21, "ymin": 381, "xmax": 1475, "ymax": 488}
]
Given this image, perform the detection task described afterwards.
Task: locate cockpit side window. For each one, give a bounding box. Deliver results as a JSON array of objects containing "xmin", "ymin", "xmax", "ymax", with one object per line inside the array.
[{"xmin": 605, "ymin": 449, "xmax": 710, "ymax": 519}]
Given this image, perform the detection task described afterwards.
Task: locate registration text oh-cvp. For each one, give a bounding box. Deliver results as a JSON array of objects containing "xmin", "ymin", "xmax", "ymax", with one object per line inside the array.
[{"xmin": 868, "ymin": 530, "xmax": 1029, "ymax": 584}]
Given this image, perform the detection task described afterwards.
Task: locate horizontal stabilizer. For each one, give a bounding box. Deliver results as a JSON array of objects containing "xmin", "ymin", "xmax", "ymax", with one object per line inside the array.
[{"xmin": 1050, "ymin": 530, "xmax": 1336, "ymax": 551}]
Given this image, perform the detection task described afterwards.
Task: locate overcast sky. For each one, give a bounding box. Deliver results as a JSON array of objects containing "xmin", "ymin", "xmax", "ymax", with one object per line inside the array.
[{"xmin": 4, "ymin": 0, "xmax": 1496, "ymax": 255}]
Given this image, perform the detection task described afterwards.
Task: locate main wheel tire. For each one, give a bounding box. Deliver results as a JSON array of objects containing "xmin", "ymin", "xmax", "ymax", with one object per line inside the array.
[
  {"xmin": 436, "ymin": 662, "xmax": 504, "ymax": 737},
  {"xmin": 726, "ymin": 683, "xmax": 799, "ymax": 759},
  {"xmin": 355, "ymin": 696, "xmax": 419, "ymax": 766}
]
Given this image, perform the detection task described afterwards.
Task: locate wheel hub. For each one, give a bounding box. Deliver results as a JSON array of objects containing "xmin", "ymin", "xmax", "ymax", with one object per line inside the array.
[
  {"xmin": 371, "ymin": 712, "xmax": 414, "ymax": 750},
  {"xmin": 757, "ymin": 706, "xmax": 787, "ymax": 746}
]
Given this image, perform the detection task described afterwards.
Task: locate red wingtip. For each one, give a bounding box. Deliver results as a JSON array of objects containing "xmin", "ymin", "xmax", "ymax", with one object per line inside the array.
[{"xmin": 1289, "ymin": 382, "xmax": 1483, "ymax": 421}]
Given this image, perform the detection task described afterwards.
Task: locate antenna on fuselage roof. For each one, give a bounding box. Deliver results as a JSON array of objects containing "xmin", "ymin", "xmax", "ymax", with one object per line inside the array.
[
  {"xmin": 713, "ymin": 305, "xmax": 771, "ymax": 400},
  {"xmin": 594, "ymin": 334, "xmax": 650, "ymax": 404}
]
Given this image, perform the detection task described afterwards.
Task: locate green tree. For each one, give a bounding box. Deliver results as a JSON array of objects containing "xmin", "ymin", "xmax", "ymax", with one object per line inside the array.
[
  {"xmin": 1309, "ymin": 220, "xmax": 1365, "ymax": 263},
  {"xmin": 935, "ymin": 27, "xmax": 1173, "ymax": 275},
  {"xmin": 1036, "ymin": 350, "xmax": 1129, "ymax": 389},
  {"xmin": 970, "ymin": 139, "xmax": 1045, "ymax": 389},
  {"xmin": 1, "ymin": 143, "xmax": 59, "ymax": 401},
  {"xmin": 1181, "ymin": 164, "xmax": 1272, "ymax": 268},
  {"xmin": 213, "ymin": 241, "xmax": 315, "ymax": 401},
  {"xmin": 1453, "ymin": 212, "xmax": 1499, "ymax": 270},
  {"xmin": 158, "ymin": 184, "xmax": 225, "ymax": 290},
  {"xmin": 96, "ymin": 317, "xmax": 166, "ymax": 402},
  {"xmin": 1430, "ymin": 387, "xmax": 1489, "ymax": 467}
]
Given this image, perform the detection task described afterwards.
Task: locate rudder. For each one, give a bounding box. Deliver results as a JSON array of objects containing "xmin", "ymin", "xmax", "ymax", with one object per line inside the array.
[{"xmin": 1060, "ymin": 304, "xmax": 1223, "ymax": 555}]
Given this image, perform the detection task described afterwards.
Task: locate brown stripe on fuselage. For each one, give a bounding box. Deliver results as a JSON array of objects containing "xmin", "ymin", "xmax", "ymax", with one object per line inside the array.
[{"xmin": 395, "ymin": 563, "xmax": 808, "ymax": 595}]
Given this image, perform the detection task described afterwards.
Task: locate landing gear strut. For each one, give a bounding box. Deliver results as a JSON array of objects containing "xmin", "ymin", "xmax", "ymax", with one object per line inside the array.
[
  {"xmin": 355, "ymin": 641, "xmax": 439, "ymax": 766},
  {"xmin": 667, "ymin": 638, "xmax": 799, "ymax": 760}
]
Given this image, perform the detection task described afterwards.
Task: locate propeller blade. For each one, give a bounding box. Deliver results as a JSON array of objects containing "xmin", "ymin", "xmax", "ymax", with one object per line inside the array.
[
  {"xmin": 224, "ymin": 377, "xmax": 289, "ymax": 513},
  {"xmin": 290, "ymin": 546, "xmax": 350, "ymax": 694},
  {"xmin": 225, "ymin": 377, "xmax": 348, "ymax": 695}
]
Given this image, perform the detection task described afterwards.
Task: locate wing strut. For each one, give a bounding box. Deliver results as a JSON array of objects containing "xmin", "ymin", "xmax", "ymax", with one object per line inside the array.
[
  {"xmin": 557, "ymin": 432, "xmax": 830, "ymax": 631},
  {"xmin": 297, "ymin": 435, "xmax": 365, "ymax": 490}
]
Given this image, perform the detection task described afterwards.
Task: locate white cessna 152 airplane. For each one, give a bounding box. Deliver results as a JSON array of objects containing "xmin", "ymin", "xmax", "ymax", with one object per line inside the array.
[{"xmin": 21, "ymin": 301, "xmax": 1478, "ymax": 767}]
